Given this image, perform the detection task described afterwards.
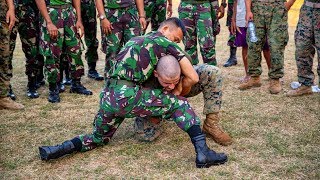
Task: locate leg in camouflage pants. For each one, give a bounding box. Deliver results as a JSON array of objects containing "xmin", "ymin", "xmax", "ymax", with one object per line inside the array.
[
  {"xmin": 178, "ymin": 2, "xmax": 217, "ymax": 66},
  {"xmin": 226, "ymin": 1, "xmax": 236, "ymax": 47},
  {"xmin": 39, "ymin": 6, "xmax": 84, "ymax": 84},
  {"xmin": 0, "ymin": 1, "xmax": 24, "ymax": 110},
  {"xmin": 0, "ymin": 3, "xmax": 11, "ymax": 98},
  {"xmin": 9, "ymin": 3, "xmax": 43, "ymax": 98},
  {"xmin": 81, "ymin": 0, "xmax": 99, "ymax": 65},
  {"xmin": 186, "ymin": 64, "xmax": 222, "ymax": 114},
  {"xmin": 247, "ymin": 1, "xmax": 288, "ymax": 79},
  {"xmin": 295, "ymin": 3, "xmax": 320, "ymax": 87},
  {"xmin": 77, "ymin": 85, "xmax": 201, "ymax": 152},
  {"xmin": 102, "ymin": 7, "xmax": 140, "ymax": 74},
  {"xmin": 143, "ymin": 0, "xmax": 167, "ymax": 33}
]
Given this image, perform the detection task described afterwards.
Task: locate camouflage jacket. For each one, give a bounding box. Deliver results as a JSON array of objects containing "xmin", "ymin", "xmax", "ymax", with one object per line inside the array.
[{"xmin": 109, "ymin": 31, "xmax": 186, "ymax": 84}]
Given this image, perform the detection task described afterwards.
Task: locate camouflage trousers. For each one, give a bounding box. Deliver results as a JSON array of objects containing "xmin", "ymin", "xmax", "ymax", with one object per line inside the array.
[
  {"xmin": 39, "ymin": 6, "xmax": 84, "ymax": 83},
  {"xmin": 248, "ymin": 1, "xmax": 288, "ymax": 79},
  {"xmin": 0, "ymin": 4, "xmax": 10, "ymax": 97},
  {"xmin": 226, "ymin": 2, "xmax": 236, "ymax": 47},
  {"xmin": 144, "ymin": 0, "xmax": 167, "ymax": 33},
  {"xmin": 179, "ymin": 2, "xmax": 217, "ymax": 66},
  {"xmin": 102, "ymin": 7, "xmax": 140, "ymax": 73},
  {"xmin": 77, "ymin": 83, "xmax": 200, "ymax": 151},
  {"xmin": 295, "ymin": 3, "xmax": 320, "ymax": 87},
  {"xmin": 9, "ymin": 4, "xmax": 43, "ymax": 78},
  {"xmin": 81, "ymin": 0, "xmax": 99, "ymax": 64}
]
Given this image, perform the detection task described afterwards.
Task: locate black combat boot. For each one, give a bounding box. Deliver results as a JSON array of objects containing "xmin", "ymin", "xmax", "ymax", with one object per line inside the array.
[
  {"xmin": 191, "ymin": 134, "xmax": 228, "ymax": 168},
  {"xmin": 39, "ymin": 140, "xmax": 76, "ymax": 160},
  {"xmin": 7, "ymin": 85, "xmax": 16, "ymax": 101},
  {"xmin": 223, "ymin": 46, "xmax": 237, "ymax": 67},
  {"xmin": 26, "ymin": 76, "xmax": 39, "ymax": 98},
  {"xmin": 36, "ymin": 66, "xmax": 45, "ymax": 89},
  {"xmin": 57, "ymin": 73, "xmax": 66, "ymax": 93},
  {"xmin": 70, "ymin": 80, "xmax": 93, "ymax": 95},
  {"xmin": 62, "ymin": 61, "xmax": 72, "ymax": 86},
  {"xmin": 48, "ymin": 83, "xmax": 60, "ymax": 103},
  {"xmin": 88, "ymin": 62, "xmax": 103, "ymax": 81}
]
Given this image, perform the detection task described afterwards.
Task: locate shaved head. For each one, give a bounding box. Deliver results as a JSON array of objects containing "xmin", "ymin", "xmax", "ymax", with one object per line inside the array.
[{"xmin": 156, "ymin": 55, "xmax": 181, "ymax": 79}]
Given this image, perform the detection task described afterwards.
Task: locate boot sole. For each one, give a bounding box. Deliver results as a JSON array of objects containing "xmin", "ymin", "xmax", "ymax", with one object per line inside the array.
[
  {"xmin": 204, "ymin": 132, "xmax": 233, "ymax": 146},
  {"xmin": 39, "ymin": 147, "xmax": 49, "ymax": 161},
  {"xmin": 69, "ymin": 90, "xmax": 93, "ymax": 95},
  {"xmin": 223, "ymin": 63, "xmax": 237, "ymax": 67},
  {"xmin": 48, "ymin": 99, "xmax": 60, "ymax": 103},
  {"xmin": 196, "ymin": 158, "xmax": 228, "ymax": 168},
  {"xmin": 88, "ymin": 75, "xmax": 104, "ymax": 81},
  {"xmin": 239, "ymin": 83, "xmax": 262, "ymax": 90}
]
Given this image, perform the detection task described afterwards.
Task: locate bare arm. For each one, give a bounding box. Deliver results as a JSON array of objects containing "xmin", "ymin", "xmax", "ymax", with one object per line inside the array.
[
  {"xmin": 285, "ymin": 0, "xmax": 296, "ymax": 10},
  {"xmin": 5, "ymin": 0, "xmax": 15, "ymax": 30},
  {"xmin": 95, "ymin": 0, "xmax": 113, "ymax": 35},
  {"xmin": 217, "ymin": 0, "xmax": 226, "ymax": 19},
  {"xmin": 72, "ymin": 0, "xmax": 84, "ymax": 37},
  {"xmin": 178, "ymin": 57, "xmax": 199, "ymax": 96},
  {"xmin": 135, "ymin": 0, "xmax": 146, "ymax": 30},
  {"xmin": 231, "ymin": 0, "xmax": 238, "ymax": 34},
  {"xmin": 245, "ymin": 0, "xmax": 252, "ymax": 24},
  {"xmin": 167, "ymin": 0, "xmax": 172, "ymax": 17},
  {"xmin": 35, "ymin": 0, "xmax": 59, "ymax": 39}
]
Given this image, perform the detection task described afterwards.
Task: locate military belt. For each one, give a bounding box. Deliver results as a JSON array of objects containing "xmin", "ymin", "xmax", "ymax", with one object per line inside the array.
[
  {"xmin": 305, "ymin": 1, "xmax": 320, "ymax": 8},
  {"xmin": 48, "ymin": 4, "xmax": 71, "ymax": 9},
  {"xmin": 106, "ymin": 78, "xmax": 137, "ymax": 87},
  {"xmin": 180, "ymin": 0, "xmax": 210, "ymax": 4}
]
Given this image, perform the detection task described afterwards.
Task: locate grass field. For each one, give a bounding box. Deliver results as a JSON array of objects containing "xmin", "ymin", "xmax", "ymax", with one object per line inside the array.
[{"xmin": 1, "ymin": 0, "xmax": 319, "ymax": 179}]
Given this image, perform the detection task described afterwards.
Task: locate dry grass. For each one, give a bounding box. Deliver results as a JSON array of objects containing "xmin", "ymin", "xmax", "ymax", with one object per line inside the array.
[{"xmin": 1, "ymin": 0, "xmax": 319, "ymax": 179}]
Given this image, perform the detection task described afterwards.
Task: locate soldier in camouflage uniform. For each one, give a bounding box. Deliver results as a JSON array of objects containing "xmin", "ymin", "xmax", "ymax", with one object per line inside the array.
[
  {"xmin": 287, "ymin": 0, "xmax": 320, "ymax": 97},
  {"xmin": 8, "ymin": 0, "xmax": 43, "ymax": 99},
  {"xmin": 0, "ymin": 0, "xmax": 24, "ymax": 110},
  {"xmin": 39, "ymin": 18, "xmax": 228, "ymax": 168},
  {"xmin": 178, "ymin": 0, "xmax": 226, "ymax": 66},
  {"xmin": 239, "ymin": 0, "xmax": 296, "ymax": 94},
  {"xmin": 95, "ymin": 0, "xmax": 146, "ymax": 75},
  {"xmin": 35, "ymin": 0, "xmax": 92, "ymax": 103},
  {"xmin": 142, "ymin": 0, "xmax": 172, "ymax": 34},
  {"xmin": 81, "ymin": 0, "xmax": 103, "ymax": 80},
  {"xmin": 223, "ymin": 0, "xmax": 238, "ymax": 67}
]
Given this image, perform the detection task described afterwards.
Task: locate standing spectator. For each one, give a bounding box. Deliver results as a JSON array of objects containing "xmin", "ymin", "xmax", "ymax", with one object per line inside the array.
[
  {"xmin": 8, "ymin": 0, "xmax": 43, "ymax": 99},
  {"xmin": 35, "ymin": 0, "xmax": 92, "ymax": 103},
  {"xmin": 0, "ymin": 0, "xmax": 24, "ymax": 110},
  {"xmin": 178, "ymin": 0, "xmax": 226, "ymax": 66},
  {"xmin": 81, "ymin": 0, "xmax": 103, "ymax": 81},
  {"xmin": 95, "ymin": 0, "xmax": 146, "ymax": 75},
  {"xmin": 231, "ymin": 0, "xmax": 270, "ymax": 82},
  {"xmin": 223, "ymin": 0, "xmax": 238, "ymax": 67},
  {"xmin": 142, "ymin": 0, "xmax": 172, "ymax": 34},
  {"xmin": 239, "ymin": 0, "xmax": 296, "ymax": 94},
  {"xmin": 287, "ymin": 0, "xmax": 319, "ymax": 97}
]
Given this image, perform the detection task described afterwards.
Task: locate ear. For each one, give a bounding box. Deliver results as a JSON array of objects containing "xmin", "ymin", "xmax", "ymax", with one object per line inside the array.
[
  {"xmin": 153, "ymin": 70, "xmax": 158, "ymax": 77},
  {"xmin": 160, "ymin": 25, "xmax": 169, "ymax": 33}
]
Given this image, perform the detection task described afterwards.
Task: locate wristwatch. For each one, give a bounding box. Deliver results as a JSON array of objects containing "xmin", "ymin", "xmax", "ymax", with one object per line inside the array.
[
  {"xmin": 221, "ymin": 2, "xmax": 227, "ymax": 8},
  {"xmin": 99, "ymin": 14, "xmax": 106, "ymax": 20}
]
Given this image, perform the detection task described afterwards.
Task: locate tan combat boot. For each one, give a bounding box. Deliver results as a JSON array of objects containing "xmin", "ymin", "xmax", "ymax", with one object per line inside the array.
[
  {"xmin": 269, "ymin": 79, "xmax": 282, "ymax": 94},
  {"xmin": 0, "ymin": 97, "xmax": 24, "ymax": 110},
  {"xmin": 202, "ymin": 113, "xmax": 232, "ymax": 146},
  {"xmin": 286, "ymin": 85, "xmax": 312, "ymax": 97},
  {"xmin": 238, "ymin": 76, "xmax": 262, "ymax": 90}
]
